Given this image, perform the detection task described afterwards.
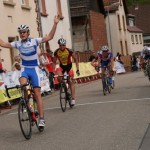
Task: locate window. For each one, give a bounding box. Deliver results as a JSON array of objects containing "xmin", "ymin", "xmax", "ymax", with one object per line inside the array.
[
  {"xmin": 3, "ymin": 0, "xmax": 16, "ymax": 6},
  {"xmin": 117, "ymin": 15, "xmax": 121, "ymax": 30},
  {"xmin": 122, "ymin": 15, "xmax": 126, "ymax": 31},
  {"xmin": 135, "ymin": 35, "xmax": 138, "ymax": 44},
  {"xmin": 8, "ymin": 16, "xmax": 13, "ymax": 23},
  {"xmin": 56, "ymin": 0, "xmax": 64, "ymax": 20},
  {"xmin": 39, "ymin": 0, "xmax": 48, "ymax": 17},
  {"xmin": 120, "ymin": 41, "xmax": 124, "ymax": 55},
  {"xmin": 131, "ymin": 35, "xmax": 134, "ymax": 44},
  {"xmin": 21, "ymin": 0, "xmax": 25, "ymax": 5},
  {"xmin": 139, "ymin": 35, "xmax": 142, "ymax": 44},
  {"xmin": 125, "ymin": 41, "xmax": 128, "ymax": 55},
  {"xmin": 21, "ymin": 0, "xmax": 31, "ymax": 10},
  {"xmin": 129, "ymin": 18, "xmax": 134, "ymax": 26}
]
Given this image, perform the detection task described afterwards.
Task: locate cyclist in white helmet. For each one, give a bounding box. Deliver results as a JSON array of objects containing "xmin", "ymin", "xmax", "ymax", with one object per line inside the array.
[
  {"xmin": 140, "ymin": 45, "xmax": 150, "ymax": 75},
  {"xmin": 0, "ymin": 15, "xmax": 60, "ymax": 128},
  {"xmin": 54, "ymin": 38, "xmax": 80, "ymax": 106},
  {"xmin": 98, "ymin": 45, "xmax": 114, "ymax": 86}
]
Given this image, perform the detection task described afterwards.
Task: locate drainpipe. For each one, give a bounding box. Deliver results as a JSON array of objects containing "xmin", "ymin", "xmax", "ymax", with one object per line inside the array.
[{"xmin": 35, "ymin": 0, "xmax": 44, "ymax": 52}]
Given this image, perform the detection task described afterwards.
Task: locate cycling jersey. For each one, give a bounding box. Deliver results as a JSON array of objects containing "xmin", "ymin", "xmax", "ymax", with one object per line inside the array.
[
  {"xmin": 10, "ymin": 38, "xmax": 43, "ymax": 88},
  {"xmin": 54, "ymin": 48, "xmax": 73, "ymax": 66},
  {"xmin": 11, "ymin": 38, "xmax": 42, "ymax": 67},
  {"xmin": 98, "ymin": 51, "xmax": 113, "ymax": 67}
]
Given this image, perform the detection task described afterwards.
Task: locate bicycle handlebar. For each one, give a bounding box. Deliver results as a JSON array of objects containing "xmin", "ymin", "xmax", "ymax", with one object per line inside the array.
[{"xmin": 5, "ymin": 83, "xmax": 29, "ymax": 98}]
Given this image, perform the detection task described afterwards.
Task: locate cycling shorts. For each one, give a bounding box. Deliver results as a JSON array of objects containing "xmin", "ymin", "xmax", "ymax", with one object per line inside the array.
[
  {"xmin": 20, "ymin": 67, "xmax": 41, "ymax": 88},
  {"xmin": 101, "ymin": 61, "xmax": 110, "ymax": 68},
  {"xmin": 60, "ymin": 63, "xmax": 74, "ymax": 77}
]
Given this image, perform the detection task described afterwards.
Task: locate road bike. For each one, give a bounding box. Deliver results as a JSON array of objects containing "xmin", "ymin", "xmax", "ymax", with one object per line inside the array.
[
  {"xmin": 57, "ymin": 71, "xmax": 73, "ymax": 112},
  {"xmin": 5, "ymin": 82, "xmax": 44, "ymax": 140},
  {"xmin": 101, "ymin": 67, "xmax": 112, "ymax": 95}
]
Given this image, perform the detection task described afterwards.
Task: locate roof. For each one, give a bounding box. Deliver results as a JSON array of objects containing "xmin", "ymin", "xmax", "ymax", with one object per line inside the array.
[
  {"xmin": 128, "ymin": 4, "xmax": 150, "ymax": 34},
  {"xmin": 127, "ymin": 26, "xmax": 143, "ymax": 33}
]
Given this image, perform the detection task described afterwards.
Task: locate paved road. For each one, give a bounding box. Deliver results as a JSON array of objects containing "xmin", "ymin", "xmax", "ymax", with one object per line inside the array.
[{"xmin": 0, "ymin": 71, "xmax": 150, "ymax": 150}]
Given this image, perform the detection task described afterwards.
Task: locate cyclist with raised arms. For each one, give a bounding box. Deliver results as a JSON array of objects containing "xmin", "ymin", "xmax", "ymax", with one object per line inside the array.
[
  {"xmin": 98, "ymin": 45, "xmax": 114, "ymax": 86},
  {"xmin": 54, "ymin": 38, "xmax": 80, "ymax": 106},
  {"xmin": 0, "ymin": 15, "xmax": 60, "ymax": 128}
]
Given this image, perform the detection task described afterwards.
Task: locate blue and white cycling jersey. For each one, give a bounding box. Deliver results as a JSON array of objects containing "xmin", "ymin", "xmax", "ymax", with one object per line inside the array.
[
  {"xmin": 10, "ymin": 38, "xmax": 42, "ymax": 87},
  {"xmin": 11, "ymin": 38, "xmax": 42, "ymax": 67}
]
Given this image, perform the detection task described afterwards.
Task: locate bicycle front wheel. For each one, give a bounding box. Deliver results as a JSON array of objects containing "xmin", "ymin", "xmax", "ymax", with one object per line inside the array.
[
  {"xmin": 60, "ymin": 82, "xmax": 67, "ymax": 112},
  {"xmin": 66, "ymin": 91, "xmax": 72, "ymax": 108},
  {"xmin": 18, "ymin": 99, "xmax": 32, "ymax": 140},
  {"xmin": 32, "ymin": 98, "xmax": 44, "ymax": 132},
  {"xmin": 102, "ymin": 78, "xmax": 107, "ymax": 96}
]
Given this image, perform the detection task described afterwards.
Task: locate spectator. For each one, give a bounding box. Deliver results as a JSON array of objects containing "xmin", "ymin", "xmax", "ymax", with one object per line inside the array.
[
  {"xmin": 131, "ymin": 55, "xmax": 138, "ymax": 71},
  {"xmin": 45, "ymin": 41, "xmax": 54, "ymax": 91},
  {"xmin": 115, "ymin": 54, "xmax": 126, "ymax": 74},
  {"xmin": 12, "ymin": 55, "xmax": 21, "ymax": 71}
]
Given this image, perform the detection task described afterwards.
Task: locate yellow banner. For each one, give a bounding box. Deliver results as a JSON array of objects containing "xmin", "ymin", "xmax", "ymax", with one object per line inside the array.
[
  {"xmin": 0, "ymin": 88, "xmax": 21, "ymax": 103},
  {"xmin": 72, "ymin": 62, "xmax": 97, "ymax": 79}
]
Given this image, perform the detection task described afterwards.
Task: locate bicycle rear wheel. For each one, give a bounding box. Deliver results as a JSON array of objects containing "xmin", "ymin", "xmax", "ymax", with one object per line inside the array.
[
  {"xmin": 111, "ymin": 77, "xmax": 115, "ymax": 89},
  {"xmin": 60, "ymin": 82, "xmax": 67, "ymax": 112},
  {"xmin": 18, "ymin": 99, "xmax": 32, "ymax": 140}
]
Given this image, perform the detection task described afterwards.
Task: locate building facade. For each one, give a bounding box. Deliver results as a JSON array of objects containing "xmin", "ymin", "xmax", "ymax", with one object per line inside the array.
[
  {"xmin": 39, "ymin": 0, "xmax": 72, "ymax": 51},
  {"xmin": 0, "ymin": 0, "xmax": 38, "ymax": 71}
]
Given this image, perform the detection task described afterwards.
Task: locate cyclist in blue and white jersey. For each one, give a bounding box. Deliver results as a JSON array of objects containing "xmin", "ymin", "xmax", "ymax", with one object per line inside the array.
[
  {"xmin": 98, "ymin": 45, "xmax": 114, "ymax": 85},
  {"xmin": 0, "ymin": 15, "xmax": 60, "ymax": 127}
]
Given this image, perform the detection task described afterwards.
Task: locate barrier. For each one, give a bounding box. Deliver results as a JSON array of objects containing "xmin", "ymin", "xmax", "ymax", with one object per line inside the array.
[
  {"xmin": 0, "ymin": 70, "xmax": 50, "ymax": 105},
  {"xmin": 72, "ymin": 62, "xmax": 100, "ymax": 83},
  {"xmin": 0, "ymin": 62, "xmax": 99, "ymax": 106}
]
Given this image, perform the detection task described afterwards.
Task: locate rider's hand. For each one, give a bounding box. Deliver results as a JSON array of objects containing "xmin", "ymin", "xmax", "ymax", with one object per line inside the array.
[{"xmin": 76, "ymin": 70, "xmax": 80, "ymax": 76}]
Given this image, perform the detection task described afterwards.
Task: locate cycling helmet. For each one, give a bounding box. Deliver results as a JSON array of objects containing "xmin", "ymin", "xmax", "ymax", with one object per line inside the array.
[
  {"xmin": 101, "ymin": 45, "xmax": 109, "ymax": 51},
  {"xmin": 58, "ymin": 38, "xmax": 66, "ymax": 45},
  {"xmin": 143, "ymin": 46, "xmax": 148, "ymax": 50},
  {"xmin": 18, "ymin": 24, "xmax": 30, "ymax": 32}
]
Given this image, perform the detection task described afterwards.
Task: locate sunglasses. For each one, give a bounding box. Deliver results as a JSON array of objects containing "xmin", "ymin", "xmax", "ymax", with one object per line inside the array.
[
  {"xmin": 59, "ymin": 44, "xmax": 66, "ymax": 46},
  {"xmin": 19, "ymin": 31, "xmax": 27, "ymax": 34}
]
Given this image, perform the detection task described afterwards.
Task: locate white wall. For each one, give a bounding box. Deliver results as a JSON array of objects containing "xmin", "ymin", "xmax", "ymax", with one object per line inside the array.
[
  {"xmin": 0, "ymin": 0, "xmax": 39, "ymax": 71},
  {"xmin": 41, "ymin": 0, "xmax": 72, "ymax": 51}
]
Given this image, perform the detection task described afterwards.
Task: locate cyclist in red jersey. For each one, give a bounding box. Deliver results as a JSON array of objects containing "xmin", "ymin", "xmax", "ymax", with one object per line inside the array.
[{"xmin": 54, "ymin": 38, "xmax": 80, "ymax": 106}]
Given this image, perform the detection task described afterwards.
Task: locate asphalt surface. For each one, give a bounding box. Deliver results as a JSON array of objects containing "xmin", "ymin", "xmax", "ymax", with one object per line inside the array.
[{"xmin": 0, "ymin": 71, "xmax": 150, "ymax": 150}]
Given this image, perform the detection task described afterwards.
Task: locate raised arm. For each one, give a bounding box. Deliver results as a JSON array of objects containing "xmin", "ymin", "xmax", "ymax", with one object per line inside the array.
[
  {"xmin": 0, "ymin": 39, "xmax": 12, "ymax": 48},
  {"xmin": 42, "ymin": 15, "xmax": 60, "ymax": 43}
]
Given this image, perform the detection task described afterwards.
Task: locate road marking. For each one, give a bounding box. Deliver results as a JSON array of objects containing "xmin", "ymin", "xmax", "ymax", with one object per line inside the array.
[
  {"xmin": 76, "ymin": 97, "xmax": 150, "ymax": 106},
  {"xmin": 8, "ymin": 97, "xmax": 150, "ymax": 115}
]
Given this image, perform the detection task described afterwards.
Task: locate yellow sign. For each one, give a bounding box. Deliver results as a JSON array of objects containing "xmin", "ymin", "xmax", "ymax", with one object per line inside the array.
[
  {"xmin": 0, "ymin": 88, "xmax": 21, "ymax": 103},
  {"xmin": 72, "ymin": 62, "xmax": 97, "ymax": 79}
]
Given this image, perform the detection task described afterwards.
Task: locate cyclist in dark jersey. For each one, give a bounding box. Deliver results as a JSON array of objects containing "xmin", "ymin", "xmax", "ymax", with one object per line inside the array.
[{"xmin": 54, "ymin": 38, "xmax": 80, "ymax": 106}]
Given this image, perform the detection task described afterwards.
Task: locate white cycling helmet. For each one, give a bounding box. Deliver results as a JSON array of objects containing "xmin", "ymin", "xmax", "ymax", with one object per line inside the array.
[
  {"xmin": 58, "ymin": 38, "xmax": 66, "ymax": 45},
  {"xmin": 101, "ymin": 45, "xmax": 109, "ymax": 51},
  {"xmin": 18, "ymin": 24, "xmax": 30, "ymax": 32}
]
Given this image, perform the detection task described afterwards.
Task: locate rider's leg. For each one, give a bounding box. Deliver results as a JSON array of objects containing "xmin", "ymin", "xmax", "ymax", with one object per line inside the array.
[{"xmin": 19, "ymin": 77, "xmax": 28, "ymax": 100}]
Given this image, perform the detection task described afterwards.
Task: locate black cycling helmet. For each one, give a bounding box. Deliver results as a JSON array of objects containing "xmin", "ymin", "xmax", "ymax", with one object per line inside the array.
[{"xmin": 58, "ymin": 38, "xmax": 66, "ymax": 45}]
